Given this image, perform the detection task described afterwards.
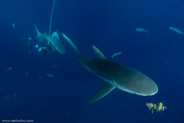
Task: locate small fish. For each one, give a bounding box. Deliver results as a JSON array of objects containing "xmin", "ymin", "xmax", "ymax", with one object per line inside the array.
[
  {"xmin": 46, "ymin": 73, "xmax": 55, "ymax": 78},
  {"xmin": 112, "ymin": 52, "xmax": 122, "ymax": 58},
  {"xmin": 7, "ymin": 67, "xmax": 13, "ymax": 71},
  {"xmin": 12, "ymin": 22, "xmax": 15, "ymax": 28},
  {"xmin": 135, "ymin": 28, "xmax": 149, "ymax": 33},
  {"xmin": 169, "ymin": 27, "xmax": 184, "ymax": 34}
]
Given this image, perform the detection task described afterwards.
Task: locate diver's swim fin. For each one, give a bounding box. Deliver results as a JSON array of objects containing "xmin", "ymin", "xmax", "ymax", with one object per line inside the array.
[
  {"xmin": 44, "ymin": 32, "xmax": 66, "ymax": 54},
  {"xmin": 50, "ymin": 31, "xmax": 65, "ymax": 54},
  {"xmin": 35, "ymin": 25, "xmax": 43, "ymax": 38}
]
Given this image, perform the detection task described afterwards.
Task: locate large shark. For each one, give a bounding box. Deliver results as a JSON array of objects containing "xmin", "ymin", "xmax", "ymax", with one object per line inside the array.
[{"xmin": 62, "ymin": 33, "xmax": 158, "ymax": 104}]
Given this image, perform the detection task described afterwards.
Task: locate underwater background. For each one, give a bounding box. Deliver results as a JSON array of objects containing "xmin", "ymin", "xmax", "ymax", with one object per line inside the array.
[{"xmin": 0, "ymin": 0, "xmax": 184, "ymax": 123}]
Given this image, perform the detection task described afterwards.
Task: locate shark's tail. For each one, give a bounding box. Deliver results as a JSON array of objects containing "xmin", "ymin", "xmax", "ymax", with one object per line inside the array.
[{"xmin": 62, "ymin": 33, "xmax": 81, "ymax": 57}]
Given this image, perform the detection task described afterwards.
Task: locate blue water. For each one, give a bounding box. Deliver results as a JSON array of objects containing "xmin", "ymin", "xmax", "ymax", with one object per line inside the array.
[{"xmin": 0, "ymin": 0, "xmax": 184, "ymax": 123}]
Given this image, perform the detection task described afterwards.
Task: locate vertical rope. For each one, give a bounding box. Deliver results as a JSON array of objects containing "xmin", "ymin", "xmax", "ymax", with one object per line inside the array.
[{"xmin": 49, "ymin": 0, "xmax": 56, "ymax": 38}]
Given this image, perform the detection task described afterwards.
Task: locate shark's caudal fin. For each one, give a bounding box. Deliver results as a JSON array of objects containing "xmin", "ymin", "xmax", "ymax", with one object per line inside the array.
[
  {"xmin": 62, "ymin": 33, "xmax": 81, "ymax": 56},
  {"xmin": 88, "ymin": 82, "xmax": 115, "ymax": 104}
]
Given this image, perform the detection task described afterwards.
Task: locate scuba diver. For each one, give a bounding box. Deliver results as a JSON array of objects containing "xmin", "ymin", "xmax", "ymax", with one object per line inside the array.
[
  {"xmin": 34, "ymin": 26, "xmax": 65, "ymax": 55},
  {"xmin": 42, "ymin": 42, "xmax": 53, "ymax": 54},
  {"xmin": 33, "ymin": 0, "xmax": 65, "ymax": 55}
]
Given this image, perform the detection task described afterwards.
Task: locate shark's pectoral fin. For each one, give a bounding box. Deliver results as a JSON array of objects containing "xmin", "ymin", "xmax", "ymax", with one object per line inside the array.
[
  {"xmin": 88, "ymin": 82, "xmax": 115, "ymax": 104},
  {"xmin": 92, "ymin": 45, "xmax": 106, "ymax": 59}
]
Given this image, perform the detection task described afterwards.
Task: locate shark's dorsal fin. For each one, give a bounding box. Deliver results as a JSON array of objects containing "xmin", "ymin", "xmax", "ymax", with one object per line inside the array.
[
  {"xmin": 92, "ymin": 45, "xmax": 106, "ymax": 59},
  {"xmin": 88, "ymin": 82, "xmax": 115, "ymax": 104}
]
